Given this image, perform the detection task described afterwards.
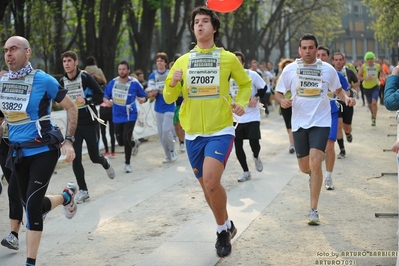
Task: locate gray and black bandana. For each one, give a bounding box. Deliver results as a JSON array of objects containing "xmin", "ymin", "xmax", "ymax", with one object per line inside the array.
[{"xmin": 8, "ymin": 62, "xmax": 33, "ymax": 80}]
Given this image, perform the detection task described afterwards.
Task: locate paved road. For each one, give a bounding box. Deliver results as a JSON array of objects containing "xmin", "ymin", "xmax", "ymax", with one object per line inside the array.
[{"xmin": 0, "ymin": 104, "xmax": 397, "ymax": 266}]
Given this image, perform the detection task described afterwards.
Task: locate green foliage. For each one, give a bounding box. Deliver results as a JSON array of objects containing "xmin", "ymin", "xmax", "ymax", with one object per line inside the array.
[
  {"xmin": 28, "ymin": 0, "xmax": 61, "ymax": 72},
  {"xmin": 216, "ymin": 0, "xmax": 346, "ymax": 61},
  {"xmin": 363, "ymin": 0, "xmax": 399, "ymax": 47},
  {"xmin": 0, "ymin": 0, "xmax": 376, "ymax": 77},
  {"xmin": 146, "ymin": 0, "xmax": 164, "ymax": 10},
  {"xmin": 64, "ymin": 0, "xmax": 80, "ymax": 37},
  {"xmin": 311, "ymin": 2, "xmax": 346, "ymax": 47},
  {"xmin": 115, "ymin": 17, "xmax": 132, "ymax": 64}
]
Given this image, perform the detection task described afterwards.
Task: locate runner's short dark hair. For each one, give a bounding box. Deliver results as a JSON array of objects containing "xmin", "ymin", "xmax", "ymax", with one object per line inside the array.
[
  {"xmin": 317, "ymin": 45, "xmax": 330, "ymax": 56},
  {"xmin": 85, "ymin": 56, "xmax": 97, "ymax": 66},
  {"xmin": 233, "ymin": 51, "xmax": 245, "ymax": 64},
  {"xmin": 299, "ymin": 33, "xmax": 319, "ymax": 48},
  {"xmin": 156, "ymin": 52, "xmax": 168, "ymax": 64},
  {"xmin": 190, "ymin": 6, "xmax": 220, "ymax": 42},
  {"xmin": 119, "ymin": 60, "xmax": 130, "ymax": 70},
  {"xmin": 332, "ymin": 52, "xmax": 345, "ymax": 60},
  {"xmin": 61, "ymin": 50, "xmax": 78, "ymax": 61}
]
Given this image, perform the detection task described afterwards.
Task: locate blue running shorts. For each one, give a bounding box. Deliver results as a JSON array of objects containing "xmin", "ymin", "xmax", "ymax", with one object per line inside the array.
[{"xmin": 186, "ymin": 135, "xmax": 234, "ymax": 178}]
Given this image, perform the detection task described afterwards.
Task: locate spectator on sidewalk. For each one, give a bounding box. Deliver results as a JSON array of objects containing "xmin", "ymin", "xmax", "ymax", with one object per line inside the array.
[
  {"xmin": 384, "ymin": 65, "xmax": 399, "ymax": 111},
  {"xmin": 384, "ymin": 65, "xmax": 399, "ymax": 152}
]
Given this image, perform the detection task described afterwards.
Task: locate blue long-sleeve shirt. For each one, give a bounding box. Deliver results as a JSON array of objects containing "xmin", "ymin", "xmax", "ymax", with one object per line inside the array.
[
  {"xmin": 384, "ymin": 75, "xmax": 399, "ymax": 111},
  {"xmin": 104, "ymin": 77, "xmax": 147, "ymax": 123}
]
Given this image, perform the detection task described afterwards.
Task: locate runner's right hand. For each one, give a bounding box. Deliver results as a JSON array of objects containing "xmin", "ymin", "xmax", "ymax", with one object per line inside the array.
[{"xmin": 170, "ymin": 69, "xmax": 183, "ymax": 87}]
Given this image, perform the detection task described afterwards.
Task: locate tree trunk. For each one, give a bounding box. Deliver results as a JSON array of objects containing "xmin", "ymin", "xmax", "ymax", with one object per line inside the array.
[
  {"xmin": 163, "ymin": 0, "xmax": 191, "ymax": 61},
  {"xmin": 52, "ymin": 0, "xmax": 64, "ymax": 75},
  {"xmin": 98, "ymin": 0, "xmax": 128, "ymax": 81},
  {"xmin": 0, "ymin": 0, "xmax": 10, "ymax": 23},
  {"xmin": 127, "ymin": 0, "xmax": 157, "ymax": 78},
  {"xmin": 84, "ymin": 0, "xmax": 97, "ymax": 63},
  {"xmin": 11, "ymin": 0, "xmax": 26, "ymax": 36}
]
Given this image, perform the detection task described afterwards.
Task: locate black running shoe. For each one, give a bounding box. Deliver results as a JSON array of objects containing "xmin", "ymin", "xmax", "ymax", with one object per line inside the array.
[
  {"xmin": 213, "ymin": 222, "xmax": 237, "ymax": 248},
  {"xmin": 215, "ymin": 230, "xmax": 232, "ymax": 258},
  {"xmin": 346, "ymin": 133, "xmax": 353, "ymax": 143},
  {"xmin": 337, "ymin": 150, "xmax": 346, "ymax": 159},
  {"xmin": 229, "ymin": 220, "xmax": 237, "ymax": 239}
]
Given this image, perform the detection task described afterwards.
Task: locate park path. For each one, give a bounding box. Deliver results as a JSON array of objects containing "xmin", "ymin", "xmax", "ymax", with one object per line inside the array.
[{"xmin": 0, "ymin": 103, "xmax": 397, "ymax": 266}]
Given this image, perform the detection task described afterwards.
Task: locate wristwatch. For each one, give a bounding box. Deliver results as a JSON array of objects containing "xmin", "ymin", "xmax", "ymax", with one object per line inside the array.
[{"xmin": 64, "ymin": 136, "xmax": 75, "ymax": 143}]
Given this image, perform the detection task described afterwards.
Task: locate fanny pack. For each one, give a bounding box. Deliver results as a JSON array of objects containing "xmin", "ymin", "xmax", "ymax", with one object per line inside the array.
[{"xmin": 6, "ymin": 127, "xmax": 64, "ymax": 171}]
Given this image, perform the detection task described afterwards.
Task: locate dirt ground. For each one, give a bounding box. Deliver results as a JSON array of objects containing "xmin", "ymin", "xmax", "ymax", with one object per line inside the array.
[
  {"xmin": 217, "ymin": 103, "xmax": 398, "ymax": 266},
  {"xmin": 0, "ymin": 101, "xmax": 397, "ymax": 266}
]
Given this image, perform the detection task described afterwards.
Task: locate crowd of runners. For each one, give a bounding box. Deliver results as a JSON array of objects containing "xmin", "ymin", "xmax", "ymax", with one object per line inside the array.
[{"xmin": 1, "ymin": 5, "xmax": 399, "ymax": 265}]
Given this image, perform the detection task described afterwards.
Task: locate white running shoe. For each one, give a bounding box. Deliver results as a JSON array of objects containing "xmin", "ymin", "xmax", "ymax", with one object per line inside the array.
[
  {"xmin": 163, "ymin": 158, "xmax": 171, "ymax": 163},
  {"xmin": 308, "ymin": 209, "xmax": 320, "ymax": 225},
  {"xmin": 325, "ymin": 177, "xmax": 334, "ymax": 190},
  {"xmin": 170, "ymin": 151, "xmax": 178, "ymax": 162},
  {"xmin": 105, "ymin": 157, "xmax": 115, "ymax": 179},
  {"xmin": 76, "ymin": 190, "xmax": 90, "ymax": 204},
  {"xmin": 132, "ymin": 139, "xmax": 140, "ymax": 156},
  {"xmin": 125, "ymin": 164, "xmax": 132, "ymax": 173},
  {"xmin": 1, "ymin": 233, "xmax": 19, "ymax": 250},
  {"xmin": 179, "ymin": 143, "xmax": 186, "ymax": 152},
  {"xmin": 63, "ymin": 182, "xmax": 78, "ymax": 219},
  {"xmin": 237, "ymin": 171, "xmax": 251, "ymax": 182},
  {"xmin": 253, "ymin": 157, "xmax": 263, "ymax": 172}
]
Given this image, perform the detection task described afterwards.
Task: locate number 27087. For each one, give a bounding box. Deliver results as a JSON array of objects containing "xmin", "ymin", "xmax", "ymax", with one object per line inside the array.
[{"xmin": 191, "ymin": 76, "xmax": 214, "ymax": 84}]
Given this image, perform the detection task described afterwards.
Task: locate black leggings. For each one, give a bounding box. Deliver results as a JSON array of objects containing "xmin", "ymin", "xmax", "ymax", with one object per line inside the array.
[
  {"xmin": 114, "ymin": 121, "xmax": 136, "ymax": 165},
  {"xmin": 379, "ymin": 84, "xmax": 385, "ymax": 104},
  {"xmin": 0, "ymin": 140, "xmax": 23, "ymax": 222},
  {"xmin": 234, "ymin": 138, "xmax": 261, "ymax": 172},
  {"xmin": 15, "ymin": 149, "xmax": 59, "ymax": 231},
  {"xmin": 73, "ymin": 124, "xmax": 109, "ymax": 191},
  {"xmin": 360, "ymin": 83, "xmax": 365, "ymax": 105},
  {"xmin": 100, "ymin": 106, "xmax": 115, "ymax": 153},
  {"xmin": 260, "ymin": 93, "xmax": 270, "ymax": 114},
  {"xmin": 280, "ymin": 105, "xmax": 292, "ymax": 129}
]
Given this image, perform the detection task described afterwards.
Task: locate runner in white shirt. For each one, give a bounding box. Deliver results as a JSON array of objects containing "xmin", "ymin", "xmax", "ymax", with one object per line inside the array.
[
  {"xmin": 275, "ymin": 33, "xmax": 356, "ymax": 225},
  {"xmin": 230, "ymin": 51, "xmax": 267, "ymax": 182}
]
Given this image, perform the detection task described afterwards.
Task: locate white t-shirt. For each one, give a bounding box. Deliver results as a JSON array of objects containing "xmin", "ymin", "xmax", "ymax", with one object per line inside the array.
[
  {"xmin": 275, "ymin": 59, "xmax": 341, "ymax": 132},
  {"xmin": 230, "ymin": 69, "xmax": 266, "ymax": 123}
]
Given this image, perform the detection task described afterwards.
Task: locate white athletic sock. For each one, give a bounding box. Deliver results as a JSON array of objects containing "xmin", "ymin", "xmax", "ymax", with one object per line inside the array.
[
  {"xmin": 216, "ymin": 224, "xmax": 227, "ymax": 233},
  {"xmin": 225, "ymin": 219, "xmax": 232, "ymax": 230},
  {"xmin": 326, "ymin": 172, "xmax": 332, "ymax": 178}
]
